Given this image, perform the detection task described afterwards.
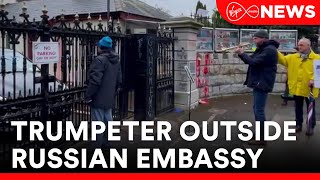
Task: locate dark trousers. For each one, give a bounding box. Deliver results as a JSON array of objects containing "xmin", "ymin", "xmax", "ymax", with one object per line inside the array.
[
  {"xmin": 294, "ymin": 96, "xmax": 316, "ymax": 128},
  {"xmin": 253, "ymin": 88, "xmax": 269, "ymax": 140}
]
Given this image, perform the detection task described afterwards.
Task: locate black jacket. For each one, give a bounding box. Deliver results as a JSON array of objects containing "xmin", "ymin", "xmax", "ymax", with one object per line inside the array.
[
  {"xmin": 238, "ymin": 40, "xmax": 279, "ymax": 92},
  {"xmin": 85, "ymin": 49, "xmax": 122, "ymax": 110}
]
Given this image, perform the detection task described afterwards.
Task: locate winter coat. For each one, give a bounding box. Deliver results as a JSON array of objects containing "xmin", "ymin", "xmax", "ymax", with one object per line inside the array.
[
  {"xmin": 85, "ymin": 49, "xmax": 122, "ymax": 110},
  {"xmin": 278, "ymin": 50, "xmax": 320, "ymax": 98},
  {"xmin": 238, "ymin": 40, "xmax": 279, "ymax": 92}
]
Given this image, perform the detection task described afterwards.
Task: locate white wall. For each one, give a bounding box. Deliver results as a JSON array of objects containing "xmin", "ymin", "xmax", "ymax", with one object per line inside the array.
[{"xmin": 0, "ymin": 31, "xmax": 28, "ymax": 56}]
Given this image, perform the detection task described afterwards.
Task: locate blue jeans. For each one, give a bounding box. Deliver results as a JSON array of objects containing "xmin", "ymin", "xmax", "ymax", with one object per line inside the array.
[
  {"xmin": 253, "ymin": 88, "xmax": 268, "ymax": 140},
  {"xmin": 91, "ymin": 108, "xmax": 113, "ymax": 148}
]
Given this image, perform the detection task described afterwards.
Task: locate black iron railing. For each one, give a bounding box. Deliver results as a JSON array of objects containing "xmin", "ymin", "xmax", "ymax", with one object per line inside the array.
[
  {"xmin": 0, "ymin": 3, "xmax": 129, "ymax": 160},
  {"xmin": 156, "ymin": 25, "xmax": 175, "ymax": 115}
]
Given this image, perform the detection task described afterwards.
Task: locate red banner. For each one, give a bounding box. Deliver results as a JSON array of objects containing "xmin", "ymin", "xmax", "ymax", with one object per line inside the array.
[{"xmin": 216, "ymin": 0, "xmax": 320, "ymax": 25}]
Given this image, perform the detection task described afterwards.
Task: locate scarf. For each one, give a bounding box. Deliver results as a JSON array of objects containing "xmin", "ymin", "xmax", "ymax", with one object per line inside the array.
[{"xmin": 300, "ymin": 52, "xmax": 311, "ymax": 61}]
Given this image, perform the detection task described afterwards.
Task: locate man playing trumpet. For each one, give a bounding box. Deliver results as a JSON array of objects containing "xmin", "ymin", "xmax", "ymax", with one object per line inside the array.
[{"xmin": 234, "ymin": 30, "xmax": 279, "ymax": 145}]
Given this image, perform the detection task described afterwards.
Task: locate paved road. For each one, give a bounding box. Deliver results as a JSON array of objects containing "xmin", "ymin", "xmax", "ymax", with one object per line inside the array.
[
  {"xmin": 63, "ymin": 94, "xmax": 320, "ymax": 172},
  {"xmin": 155, "ymin": 94, "xmax": 320, "ymax": 172}
]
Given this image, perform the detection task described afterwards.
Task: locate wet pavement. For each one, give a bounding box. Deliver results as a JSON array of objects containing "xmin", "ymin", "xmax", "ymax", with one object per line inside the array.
[
  {"xmin": 155, "ymin": 94, "xmax": 320, "ymax": 172},
  {"xmin": 68, "ymin": 94, "xmax": 320, "ymax": 172}
]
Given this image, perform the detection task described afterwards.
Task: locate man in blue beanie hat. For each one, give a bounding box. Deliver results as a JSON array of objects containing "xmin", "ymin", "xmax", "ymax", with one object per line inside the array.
[{"xmin": 85, "ymin": 36, "xmax": 122, "ymax": 149}]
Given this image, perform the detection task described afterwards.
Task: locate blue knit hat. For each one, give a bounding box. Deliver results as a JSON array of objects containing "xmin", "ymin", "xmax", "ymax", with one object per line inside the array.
[{"xmin": 98, "ymin": 36, "xmax": 112, "ymax": 48}]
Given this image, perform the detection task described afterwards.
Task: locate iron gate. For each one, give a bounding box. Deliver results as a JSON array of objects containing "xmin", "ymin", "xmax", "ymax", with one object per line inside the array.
[
  {"xmin": 133, "ymin": 29, "xmax": 175, "ymax": 120},
  {"xmin": 0, "ymin": 5, "xmax": 175, "ymax": 163},
  {"xmin": 0, "ymin": 6, "xmax": 129, "ymax": 160},
  {"xmin": 155, "ymin": 29, "xmax": 175, "ymax": 115}
]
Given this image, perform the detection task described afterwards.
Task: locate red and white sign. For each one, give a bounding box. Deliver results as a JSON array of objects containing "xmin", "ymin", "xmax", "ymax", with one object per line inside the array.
[
  {"xmin": 216, "ymin": 0, "xmax": 320, "ymax": 25},
  {"xmin": 32, "ymin": 42, "xmax": 60, "ymax": 64}
]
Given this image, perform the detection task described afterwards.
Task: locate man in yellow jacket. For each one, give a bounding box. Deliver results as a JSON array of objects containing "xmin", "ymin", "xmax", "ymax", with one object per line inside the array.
[{"xmin": 278, "ymin": 38, "xmax": 319, "ymax": 136}]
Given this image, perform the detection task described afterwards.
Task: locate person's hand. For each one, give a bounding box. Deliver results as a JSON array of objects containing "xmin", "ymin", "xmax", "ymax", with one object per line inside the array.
[
  {"xmin": 234, "ymin": 46, "xmax": 244, "ymax": 55},
  {"xmin": 309, "ymin": 80, "xmax": 314, "ymax": 88}
]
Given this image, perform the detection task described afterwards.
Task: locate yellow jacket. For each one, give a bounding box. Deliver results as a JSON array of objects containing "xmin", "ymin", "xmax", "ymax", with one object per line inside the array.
[{"xmin": 278, "ymin": 51, "xmax": 320, "ymax": 98}]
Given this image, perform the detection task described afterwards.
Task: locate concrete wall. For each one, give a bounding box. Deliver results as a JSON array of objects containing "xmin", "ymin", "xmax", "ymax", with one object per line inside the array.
[
  {"xmin": 196, "ymin": 52, "xmax": 287, "ymax": 100},
  {"xmin": 163, "ymin": 18, "xmax": 289, "ymax": 110},
  {"xmin": 2, "ymin": 0, "xmax": 16, "ymax": 5}
]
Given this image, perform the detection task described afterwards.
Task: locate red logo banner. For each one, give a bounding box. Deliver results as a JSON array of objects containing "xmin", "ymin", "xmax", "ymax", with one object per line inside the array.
[{"xmin": 216, "ymin": 0, "xmax": 320, "ymax": 25}]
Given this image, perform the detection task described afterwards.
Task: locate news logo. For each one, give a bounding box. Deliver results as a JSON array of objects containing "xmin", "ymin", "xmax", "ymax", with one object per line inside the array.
[
  {"xmin": 217, "ymin": 0, "xmax": 320, "ymax": 25},
  {"xmin": 226, "ymin": 2, "xmax": 259, "ymax": 22}
]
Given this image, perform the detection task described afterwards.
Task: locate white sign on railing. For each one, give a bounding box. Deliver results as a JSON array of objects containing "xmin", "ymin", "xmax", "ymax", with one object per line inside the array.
[
  {"xmin": 32, "ymin": 42, "xmax": 60, "ymax": 64},
  {"xmin": 314, "ymin": 60, "xmax": 320, "ymax": 88}
]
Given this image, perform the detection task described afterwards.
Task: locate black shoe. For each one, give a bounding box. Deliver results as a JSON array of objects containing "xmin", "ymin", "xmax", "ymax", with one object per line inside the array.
[
  {"xmin": 296, "ymin": 125, "xmax": 302, "ymax": 133},
  {"xmin": 306, "ymin": 129, "xmax": 314, "ymax": 136}
]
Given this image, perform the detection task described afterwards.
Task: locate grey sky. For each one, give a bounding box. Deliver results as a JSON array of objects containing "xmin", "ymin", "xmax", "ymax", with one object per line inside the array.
[{"xmin": 142, "ymin": 0, "xmax": 216, "ymax": 17}]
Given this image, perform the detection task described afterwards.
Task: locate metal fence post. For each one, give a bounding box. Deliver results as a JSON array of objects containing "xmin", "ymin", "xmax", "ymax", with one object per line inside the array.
[{"xmin": 39, "ymin": 6, "xmax": 50, "ymax": 123}]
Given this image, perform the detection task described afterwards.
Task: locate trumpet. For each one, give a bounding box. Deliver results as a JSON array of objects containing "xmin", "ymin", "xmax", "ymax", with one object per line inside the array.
[{"xmin": 221, "ymin": 43, "xmax": 251, "ymax": 52}]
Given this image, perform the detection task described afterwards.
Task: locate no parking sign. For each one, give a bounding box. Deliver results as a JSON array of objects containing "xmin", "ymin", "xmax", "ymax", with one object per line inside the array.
[{"xmin": 32, "ymin": 42, "xmax": 60, "ymax": 64}]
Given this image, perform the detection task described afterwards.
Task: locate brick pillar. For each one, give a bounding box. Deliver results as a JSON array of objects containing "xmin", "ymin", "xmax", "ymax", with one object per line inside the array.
[{"xmin": 162, "ymin": 17, "xmax": 203, "ymax": 110}]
